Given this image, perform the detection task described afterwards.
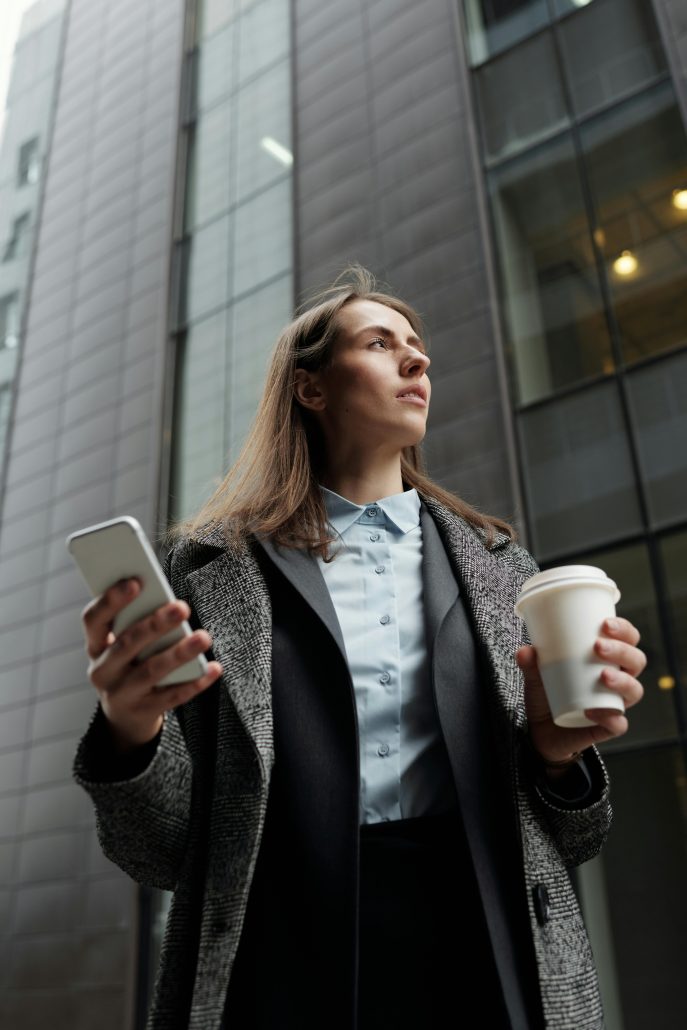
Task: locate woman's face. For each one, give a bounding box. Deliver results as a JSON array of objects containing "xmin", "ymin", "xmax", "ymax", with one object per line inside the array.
[{"xmin": 295, "ymin": 298, "xmax": 432, "ymax": 457}]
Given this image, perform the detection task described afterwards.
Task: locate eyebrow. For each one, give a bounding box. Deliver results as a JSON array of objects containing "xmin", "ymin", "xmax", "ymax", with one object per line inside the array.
[{"xmin": 355, "ymin": 324, "xmax": 427, "ymax": 354}]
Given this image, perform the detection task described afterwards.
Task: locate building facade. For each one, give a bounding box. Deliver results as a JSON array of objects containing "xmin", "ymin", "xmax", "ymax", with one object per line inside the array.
[{"xmin": 0, "ymin": 1, "xmax": 686, "ymax": 1027}]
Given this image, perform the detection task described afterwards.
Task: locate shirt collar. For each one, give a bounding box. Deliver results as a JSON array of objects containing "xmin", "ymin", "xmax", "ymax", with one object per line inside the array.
[{"xmin": 318, "ymin": 483, "xmax": 421, "ymax": 536}]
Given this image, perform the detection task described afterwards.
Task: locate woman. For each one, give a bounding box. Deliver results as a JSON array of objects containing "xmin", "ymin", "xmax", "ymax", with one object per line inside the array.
[{"xmin": 74, "ymin": 266, "xmax": 646, "ymax": 1030}]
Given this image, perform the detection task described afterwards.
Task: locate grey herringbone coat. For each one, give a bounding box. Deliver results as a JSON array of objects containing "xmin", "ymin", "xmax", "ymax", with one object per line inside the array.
[{"xmin": 74, "ymin": 493, "xmax": 611, "ymax": 1029}]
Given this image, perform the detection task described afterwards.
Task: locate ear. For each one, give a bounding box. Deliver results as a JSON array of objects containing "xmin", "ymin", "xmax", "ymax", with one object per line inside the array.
[{"xmin": 293, "ymin": 368, "xmax": 327, "ymax": 412}]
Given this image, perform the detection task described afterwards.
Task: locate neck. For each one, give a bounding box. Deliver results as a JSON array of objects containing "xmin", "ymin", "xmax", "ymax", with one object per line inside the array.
[{"xmin": 319, "ymin": 466, "xmax": 405, "ymax": 506}]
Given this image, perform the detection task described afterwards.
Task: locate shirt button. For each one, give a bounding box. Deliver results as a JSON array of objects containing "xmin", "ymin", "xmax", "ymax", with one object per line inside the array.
[
  {"xmin": 374, "ymin": 565, "xmax": 385, "ymax": 574},
  {"xmin": 366, "ymin": 506, "xmax": 378, "ymax": 517},
  {"xmin": 369, "ymin": 533, "xmax": 380, "ymax": 542},
  {"xmin": 379, "ymin": 671, "xmax": 390, "ymax": 684},
  {"xmin": 379, "ymin": 614, "xmax": 390, "ymax": 625},
  {"xmin": 377, "ymin": 743, "xmax": 390, "ymax": 757}
]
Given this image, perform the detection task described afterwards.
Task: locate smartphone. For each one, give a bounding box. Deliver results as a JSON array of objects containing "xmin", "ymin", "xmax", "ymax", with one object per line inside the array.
[{"xmin": 66, "ymin": 515, "xmax": 209, "ymax": 687}]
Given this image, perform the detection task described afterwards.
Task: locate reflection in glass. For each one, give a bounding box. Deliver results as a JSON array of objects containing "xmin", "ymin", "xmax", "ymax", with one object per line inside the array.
[
  {"xmin": 475, "ymin": 32, "xmax": 568, "ymax": 164},
  {"xmin": 490, "ymin": 134, "xmax": 613, "ymax": 405},
  {"xmin": 237, "ymin": 0, "xmax": 289, "ymax": 84},
  {"xmin": 171, "ymin": 311, "xmax": 230, "ymax": 519},
  {"xmin": 627, "ymin": 353, "xmax": 687, "ymax": 526},
  {"xmin": 228, "ymin": 274, "xmax": 293, "ymax": 463},
  {"xmin": 462, "ymin": 0, "xmax": 548, "ymax": 67},
  {"xmin": 659, "ymin": 532, "xmax": 687, "ymax": 711},
  {"xmin": 552, "ymin": 541, "xmax": 677, "ymax": 749},
  {"xmin": 557, "ymin": 0, "xmax": 666, "ymax": 118},
  {"xmin": 232, "ymin": 179, "xmax": 292, "ymax": 296},
  {"xmin": 185, "ymin": 100, "xmax": 233, "ymax": 230},
  {"xmin": 235, "ymin": 61, "xmax": 291, "ymax": 204},
  {"xmin": 577, "ymin": 748, "xmax": 687, "ymax": 1030},
  {"xmin": 185, "ymin": 215, "xmax": 231, "ymax": 323},
  {"xmin": 582, "ymin": 81, "xmax": 687, "ymax": 366},
  {"xmin": 518, "ymin": 381, "xmax": 642, "ymax": 558},
  {"xmin": 196, "ymin": 21, "xmax": 234, "ymax": 111}
]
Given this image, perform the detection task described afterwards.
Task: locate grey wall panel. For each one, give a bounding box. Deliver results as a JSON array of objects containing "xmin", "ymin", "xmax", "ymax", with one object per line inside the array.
[
  {"xmin": 0, "ymin": 0, "xmax": 184, "ymax": 1027},
  {"xmin": 293, "ymin": 0, "xmax": 519, "ymax": 527}
]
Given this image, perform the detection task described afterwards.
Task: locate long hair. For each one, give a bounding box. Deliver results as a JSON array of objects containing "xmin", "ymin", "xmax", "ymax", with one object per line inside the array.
[{"xmin": 164, "ymin": 264, "xmax": 516, "ymax": 559}]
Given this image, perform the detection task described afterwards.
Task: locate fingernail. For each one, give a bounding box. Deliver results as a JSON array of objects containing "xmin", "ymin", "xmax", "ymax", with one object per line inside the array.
[{"xmin": 606, "ymin": 618, "xmax": 619, "ymax": 631}]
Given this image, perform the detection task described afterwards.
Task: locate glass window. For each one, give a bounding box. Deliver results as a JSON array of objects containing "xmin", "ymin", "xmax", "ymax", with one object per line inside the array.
[
  {"xmin": 658, "ymin": 531, "xmax": 687, "ymax": 712},
  {"xmin": 235, "ymin": 60, "xmax": 291, "ymax": 205},
  {"xmin": 2, "ymin": 213, "xmax": 31, "ymax": 262},
  {"xmin": 237, "ymin": 0, "xmax": 290, "ymax": 85},
  {"xmin": 549, "ymin": 541, "xmax": 678, "ymax": 749},
  {"xmin": 627, "ymin": 352, "xmax": 687, "ymax": 527},
  {"xmin": 196, "ymin": 0, "xmax": 239, "ymax": 41},
  {"xmin": 518, "ymin": 381, "xmax": 642, "ymax": 559},
  {"xmin": 576, "ymin": 747, "xmax": 687, "ymax": 1030},
  {"xmin": 17, "ymin": 138, "xmax": 40, "ymax": 186},
  {"xmin": 185, "ymin": 100, "xmax": 234, "ymax": 230},
  {"xmin": 462, "ymin": 0, "xmax": 549, "ymax": 67},
  {"xmin": 185, "ymin": 214, "xmax": 231, "ymax": 324},
  {"xmin": 557, "ymin": 0, "xmax": 667, "ymax": 119},
  {"xmin": 227, "ymin": 273, "xmax": 293, "ymax": 463},
  {"xmin": 489, "ymin": 134, "xmax": 613, "ymax": 405},
  {"xmin": 581, "ymin": 81, "xmax": 687, "ymax": 366},
  {"xmin": 232, "ymin": 178, "xmax": 292, "ymax": 296},
  {"xmin": 0, "ymin": 293, "xmax": 20, "ymax": 350},
  {"xmin": 475, "ymin": 31, "xmax": 568, "ymax": 164},
  {"xmin": 196, "ymin": 21, "xmax": 235, "ymax": 111},
  {"xmin": 171, "ymin": 311, "xmax": 230, "ymax": 521}
]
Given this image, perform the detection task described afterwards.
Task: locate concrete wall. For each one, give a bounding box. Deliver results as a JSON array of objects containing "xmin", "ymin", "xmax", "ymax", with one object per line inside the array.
[{"xmin": 0, "ymin": 0, "xmax": 184, "ymax": 1026}]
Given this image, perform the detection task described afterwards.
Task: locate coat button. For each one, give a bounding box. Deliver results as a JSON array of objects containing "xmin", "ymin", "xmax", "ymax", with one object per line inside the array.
[{"xmin": 532, "ymin": 883, "xmax": 550, "ymax": 926}]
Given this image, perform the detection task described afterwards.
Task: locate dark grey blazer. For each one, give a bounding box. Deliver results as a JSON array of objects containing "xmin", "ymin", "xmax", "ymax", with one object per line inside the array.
[{"xmin": 74, "ymin": 493, "xmax": 612, "ymax": 1029}]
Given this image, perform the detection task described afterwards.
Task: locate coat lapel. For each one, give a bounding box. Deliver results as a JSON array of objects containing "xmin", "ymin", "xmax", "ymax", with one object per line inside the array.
[
  {"xmin": 421, "ymin": 494, "xmax": 527, "ymax": 731},
  {"xmin": 184, "ymin": 529, "xmax": 275, "ymax": 775},
  {"xmin": 255, "ymin": 535, "xmax": 348, "ymax": 666}
]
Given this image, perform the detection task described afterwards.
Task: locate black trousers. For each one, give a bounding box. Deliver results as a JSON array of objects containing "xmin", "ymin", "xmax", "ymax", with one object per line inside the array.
[
  {"xmin": 223, "ymin": 807, "xmax": 513, "ymax": 1028},
  {"xmin": 357, "ymin": 808, "xmax": 511, "ymax": 1028}
]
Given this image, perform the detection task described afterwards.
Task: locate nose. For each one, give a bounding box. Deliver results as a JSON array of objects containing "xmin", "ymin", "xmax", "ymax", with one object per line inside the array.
[{"xmin": 402, "ymin": 349, "xmax": 430, "ymax": 377}]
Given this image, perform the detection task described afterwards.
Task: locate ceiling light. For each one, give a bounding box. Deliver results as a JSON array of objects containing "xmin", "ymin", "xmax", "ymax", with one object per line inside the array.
[
  {"xmin": 612, "ymin": 250, "xmax": 638, "ymax": 276},
  {"xmin": 261, "ymin": 137, "xmax": 293, "ymax": 167}
]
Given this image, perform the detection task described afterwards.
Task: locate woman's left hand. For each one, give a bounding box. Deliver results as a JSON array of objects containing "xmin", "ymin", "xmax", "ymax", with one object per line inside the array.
[{"xmin": 515, "ymin": 616, "xmax": 647, "ymax": 768}]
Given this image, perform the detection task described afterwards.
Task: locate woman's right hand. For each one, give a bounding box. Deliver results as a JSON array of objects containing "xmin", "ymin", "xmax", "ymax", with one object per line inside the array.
[{"xmin": 81, "ymin": 577, "xmax": 223, "ymax": 753}]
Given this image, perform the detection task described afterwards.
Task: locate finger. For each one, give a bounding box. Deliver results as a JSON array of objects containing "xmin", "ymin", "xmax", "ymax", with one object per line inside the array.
[
  {"xmin": 137, "ymin": 660, "xmax": 223, "ymax": 715},
  {"xmin": 599, "ymin": 667, "xmax": 644, "ymax": 708},
  {"xmin": 601, "ymin": 617, "xmax": 641, "ymax": 647},
  {"xmin": 91, "ymin": 600, "xmax": 192, "ymax": 690},
  {"xmin": 82, "ymin": 578, "xmax": 141, "ymax": 659},
  {"xmin": 123, "ymin": 629, "xmax": 212, "ymax": 696},
  {"xmin": 594, "ymin": 637, "xmax": 647, "ymax": 678},
  {"xmin": 584, "ymin": 708, "xmax": 629, "ymax": 739}
]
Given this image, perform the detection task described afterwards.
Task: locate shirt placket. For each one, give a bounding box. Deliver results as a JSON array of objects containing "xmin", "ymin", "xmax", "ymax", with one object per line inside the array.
[{"xmin": 358, "ymin": 503, "xmax": 401, "ymax": 823}]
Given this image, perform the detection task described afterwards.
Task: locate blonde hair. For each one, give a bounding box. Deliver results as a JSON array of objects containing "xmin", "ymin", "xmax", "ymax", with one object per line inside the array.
[{"xmin": 164, "ymin": 263, "xmax": 516, "ymax": 559}]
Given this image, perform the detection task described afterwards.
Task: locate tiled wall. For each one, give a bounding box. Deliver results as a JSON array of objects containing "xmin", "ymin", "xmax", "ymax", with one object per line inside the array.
[
  {"xmin": 0, "ymin": 0, "xmax": 184, "ymax": 1026},
  {"xmin": 293, "ymin": 0, "xmax": 521, "ymax": 525}
]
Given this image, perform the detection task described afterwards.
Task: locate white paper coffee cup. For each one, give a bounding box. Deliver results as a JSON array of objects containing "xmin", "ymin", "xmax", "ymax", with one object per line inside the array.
[{"xmin": 514, "ymin": 565, "xmax": 623, "ymax": 728}]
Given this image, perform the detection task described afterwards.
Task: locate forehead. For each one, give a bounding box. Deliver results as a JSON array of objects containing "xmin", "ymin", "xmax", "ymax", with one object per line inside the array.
[{"xmin": 336, "ymin": 298, "xmax": 415, "ymax": 340}]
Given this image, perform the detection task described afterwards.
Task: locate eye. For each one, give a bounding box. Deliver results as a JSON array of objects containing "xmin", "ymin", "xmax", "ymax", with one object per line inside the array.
[{"xmin": 369, "ymin": 337, "xmax": 387, "ymax": 348}]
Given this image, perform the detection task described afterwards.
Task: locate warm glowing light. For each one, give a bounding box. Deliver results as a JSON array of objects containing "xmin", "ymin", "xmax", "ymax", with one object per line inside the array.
[
  {"xmin": 593, "ymin": 227, "xmax": 606, "ymax": 249},
  {"xmin": 261, "ymin": 137, "xmax": 293, "ymax": 166},
  {"xmin": 672, "ymin": 188, "xmax": 687, "ymax": 211},
  {"xmin": 658, "ymin": 676, "xmax": 675, "ymax": 691},
  {"xmin": 613, "ymin": 249, "xmax": 638, "ymax": 276}
]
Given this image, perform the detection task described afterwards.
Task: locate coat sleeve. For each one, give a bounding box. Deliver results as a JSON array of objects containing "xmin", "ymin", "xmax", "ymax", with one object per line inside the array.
[
  {"xmin": 72, "ymin": 543, "xmax": 194, "ymax": 891},
  {"xmin": 508, "ymin": 541, "xmax": 613, "ymax": 868}
]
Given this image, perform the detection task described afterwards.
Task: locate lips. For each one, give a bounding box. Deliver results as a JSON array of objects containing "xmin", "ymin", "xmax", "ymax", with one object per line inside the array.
[{"xmin": 396, "ymin": 384, "xmax": 427, "ymax": 405}]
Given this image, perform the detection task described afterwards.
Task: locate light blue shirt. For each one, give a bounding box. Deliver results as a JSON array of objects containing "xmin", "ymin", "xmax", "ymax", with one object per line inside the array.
[{"xmin": 316, "ymin": 484, "xmax": 457, "ymax": 825}]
